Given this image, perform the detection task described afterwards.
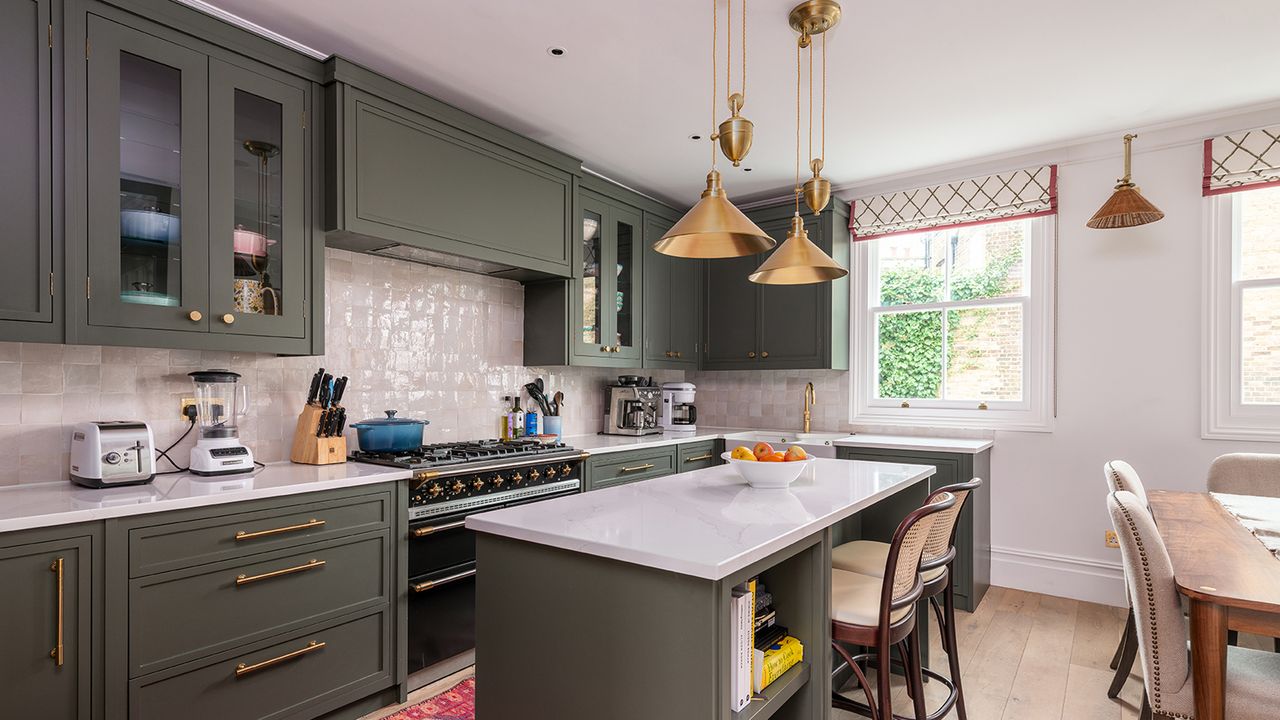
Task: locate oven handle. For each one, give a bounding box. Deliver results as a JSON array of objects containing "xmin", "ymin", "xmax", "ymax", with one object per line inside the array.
[
  {"xmin": 409, "ymin": 519, "xmax": 467, "ymax": 538},
  {"xmin": 412, "ymin": 567, "xmax": 476, "ymax": 593}
]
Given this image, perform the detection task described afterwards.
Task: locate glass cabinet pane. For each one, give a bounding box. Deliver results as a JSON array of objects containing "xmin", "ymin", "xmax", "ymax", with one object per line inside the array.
[
  {"xmin": 118, "ymin": 52, "xmax": 183, "ymax": 309},
  {"xmin": 582, "ymin": 210, "xmax": 603, "ymax": 345},
  {"xmin": 615, "ymin": 217, "xmax": 635, "ymax": 349},
  {"xmin": 230, "ymin": 89, "xmax": 284, "ymax": 317}
]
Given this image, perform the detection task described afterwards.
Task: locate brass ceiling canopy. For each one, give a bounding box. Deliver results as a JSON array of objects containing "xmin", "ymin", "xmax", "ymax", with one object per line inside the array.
[
  {"xmin": 749, "ymin": 215, "xmax": 848, "ymax": 284},
  {"xmin": 658, "ymin": 0, "xmax": 772, "ymax": 258},
  {"xmin": 1087, "ymin": 133, "xmax": 1165, "ymax": 229},
  {"xmin": 654, "ymin": 170, "xmax": 775, "ymax": 258},
  {"xmin": 751, "ymin": 0, "xmax": 846, "ymax": 285}
]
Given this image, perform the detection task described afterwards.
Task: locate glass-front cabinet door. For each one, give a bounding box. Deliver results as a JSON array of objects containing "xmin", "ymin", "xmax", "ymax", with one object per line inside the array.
[
  {"xmin": 611, "ymin": 205, "xmax": 642, "ymax": 362},
  {"xmin": 576, "ymin": 198, "xmax": 607, "ymax": 358},
  {"xmin": 86, "ymin": 15, "xmax": 209, "ymax": 331},
  {"xmin": 207, "ymin": 59, "xmax": 306, "ymax": 338}
]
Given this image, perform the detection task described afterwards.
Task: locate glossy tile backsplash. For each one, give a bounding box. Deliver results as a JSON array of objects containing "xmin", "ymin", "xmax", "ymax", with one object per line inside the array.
[{"xmin": 0, "ymin": 248, "xmax": 680, "ymax": 485}]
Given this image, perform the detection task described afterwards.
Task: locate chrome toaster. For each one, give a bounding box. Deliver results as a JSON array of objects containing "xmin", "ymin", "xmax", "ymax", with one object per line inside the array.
[{"xmin": 70, "ymin": 421, "xmax": 157, "ymax": 488}]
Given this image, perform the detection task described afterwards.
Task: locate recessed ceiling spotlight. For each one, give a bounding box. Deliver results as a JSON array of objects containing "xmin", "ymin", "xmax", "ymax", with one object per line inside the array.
[
  {"xmin": 689, "ymin": 134, "xmax": 702, "ymax": 141},
  {"xmin": 743, "ymin": 168, "xmax": 753, "ymax": 172},
  {"xmin": 547, "ymin": 46, "xmax": 567, "ymax": 57}
]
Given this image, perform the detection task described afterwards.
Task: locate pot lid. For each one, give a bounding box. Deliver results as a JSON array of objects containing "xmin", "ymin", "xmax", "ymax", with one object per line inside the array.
[{"xmin": 352, "ymin": 410, "xmax": 429, "ymax": 426}]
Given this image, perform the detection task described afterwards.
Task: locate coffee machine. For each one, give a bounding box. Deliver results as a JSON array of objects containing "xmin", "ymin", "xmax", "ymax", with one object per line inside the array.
[
  {"xmin": 603, "ymin": 376, "xmax": 663, "ymax": 436},
  {"xmin": 660, "ymin": 382, "xmax": 697, "ymax": 433}
]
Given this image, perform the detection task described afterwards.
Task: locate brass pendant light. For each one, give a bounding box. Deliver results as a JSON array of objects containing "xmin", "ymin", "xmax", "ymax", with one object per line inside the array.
[
  {"xmin": 749, "ymin": 0, "xmax": 847, "ymax": 285},
  {"xmin": 1086, "ymin": 133, "xmax": 1165, "ymax": 229},
  {"xmin": 656, "ymin": 0, "xmax": 774, "ymax": 259}
]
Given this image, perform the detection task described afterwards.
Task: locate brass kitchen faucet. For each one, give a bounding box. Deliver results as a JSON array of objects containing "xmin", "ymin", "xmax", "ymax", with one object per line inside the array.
[{"xmin": 803, "ymin": 382, "xmax": 816, "ymax": 433}]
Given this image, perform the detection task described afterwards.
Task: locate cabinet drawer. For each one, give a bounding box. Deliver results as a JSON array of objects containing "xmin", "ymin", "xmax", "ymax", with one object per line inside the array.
[
  {"xmin": 587, "ymin": 447, "xmax": 676, "ymax": 490},
  {"xmin": 129, "ymin": 610, "xmax": 390, "ymax": 720},
  {"xmin": 128, "ymin": 489, "xmax": 393, "ymax": 577},
  {"xmin": 676, "ymin": 440, "xmax": 721, "ymax": 473},
  {"xmin": 129, "ymin": 531, "xmax": 389, "ymax": 677}
]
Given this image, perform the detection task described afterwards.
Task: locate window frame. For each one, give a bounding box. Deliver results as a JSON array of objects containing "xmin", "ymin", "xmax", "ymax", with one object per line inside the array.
[
  {"xmin": 1203, "ymin": 189, "xmax": 1280, "ymax": 440},
  {"xmin": 850, "ymin": 216, "xmax": 1056, "ymax": 431}
]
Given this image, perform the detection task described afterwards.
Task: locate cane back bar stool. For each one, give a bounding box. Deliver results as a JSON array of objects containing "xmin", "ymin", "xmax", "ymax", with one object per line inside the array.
[
  {"xmin": 831, "ymin": 478, "xmax": 982, "ymax": 720},
  {"xmin": 830, "ymin": 491, "xmax": 957, "ymax": 720}
]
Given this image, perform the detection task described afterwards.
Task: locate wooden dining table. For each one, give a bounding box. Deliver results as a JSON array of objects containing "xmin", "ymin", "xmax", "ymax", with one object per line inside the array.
[{"xmin": 1147, "ymin": 490, "xmax": 1280, "ymax": 720}]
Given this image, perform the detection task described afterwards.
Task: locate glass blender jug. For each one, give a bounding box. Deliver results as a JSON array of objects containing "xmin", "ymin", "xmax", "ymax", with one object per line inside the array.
[{"xmin": 188, "ymin": 370, "xmax": 254, "ymax": 475}]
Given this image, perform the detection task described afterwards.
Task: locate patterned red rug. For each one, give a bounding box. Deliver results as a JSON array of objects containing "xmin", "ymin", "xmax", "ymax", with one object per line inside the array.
[{"xmin": 381, "ymin": 677, "xmax": 475, "ymax": 720}]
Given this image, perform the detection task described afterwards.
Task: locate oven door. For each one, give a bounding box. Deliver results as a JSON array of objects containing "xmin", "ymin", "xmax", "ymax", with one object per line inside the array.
[{"xmin": 408, "ymin": 510, "xmax": 476, "ymax": 676}]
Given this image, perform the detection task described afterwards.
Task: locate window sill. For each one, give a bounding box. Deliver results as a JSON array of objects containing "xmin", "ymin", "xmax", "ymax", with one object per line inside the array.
[{"xmin": 851, "ymin": 408, "xmax": 1053, "ymax": 433}]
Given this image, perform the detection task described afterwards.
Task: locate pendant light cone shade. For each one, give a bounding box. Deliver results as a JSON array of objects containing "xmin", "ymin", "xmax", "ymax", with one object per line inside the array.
[
  {"xmin": 749, "ymin": 215, "xmax": 847, "ymax": 284},
  {"xmin": 1086, "ymin": 133, "xmax": 1165, "ymax": 229},
  {"xmin": 654, "ymin": 170, "xmax": 776, "ymax": 258}
]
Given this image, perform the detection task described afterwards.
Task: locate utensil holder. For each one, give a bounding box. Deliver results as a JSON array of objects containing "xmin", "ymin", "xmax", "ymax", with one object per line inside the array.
[
  {"xmin": 544, "ymin": 415, "xmax": 563, "ymax": 439},
  {"xmin": 290, "ymin": 404, "xmax": 347, "ymax": 465}
]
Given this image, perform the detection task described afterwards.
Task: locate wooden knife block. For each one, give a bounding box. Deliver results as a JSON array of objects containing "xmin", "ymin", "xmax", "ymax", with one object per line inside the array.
[{"xmin": 290, "ymin": 404, "xmax": 347, "ymax": 465}]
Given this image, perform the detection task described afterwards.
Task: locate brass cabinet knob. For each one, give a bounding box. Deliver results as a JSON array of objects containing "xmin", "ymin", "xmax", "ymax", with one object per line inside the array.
[
  {"xmin": 600, "ymin": 346, "xmax": 608, "ymax": 352},
  {"xmin": 188, "ymin": 310, "xmax": 203, "ymax": 322},
  {"xmin": 761, "ymin": 351, "xmax": 769, "ymax": 358},
  {"xmin": 613, "ymin": 345, "xmax": 622, "ymax": 353},
  {"xmin": 665, "ymin": 351, "xmax": 673, "ymax": 358},
  {"xmin": 747, "ymin": 351, "xmax": 756, "ymax": 358},
  {"xmin": 675, "ymin": 351, "xmax": 683, "ymax": 358},
  {"xmin": 221, "ymin": 313, "xmax": 235, "ymax": 324}
]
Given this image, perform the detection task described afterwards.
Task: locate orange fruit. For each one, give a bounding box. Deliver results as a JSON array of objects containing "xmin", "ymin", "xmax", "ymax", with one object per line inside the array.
[
  {"xmin": 760, "ymin": 451, "xmax": 786, "ymax": 463},
  {"xmin": 752, "ymin": 442, "xmax": 775, "ymax": 461}
]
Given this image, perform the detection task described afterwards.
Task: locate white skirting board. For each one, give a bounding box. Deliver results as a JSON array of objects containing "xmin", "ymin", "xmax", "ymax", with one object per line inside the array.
[{"xmin": 991, "ymin": 546, "xmax": 1126, "ymax": 607}]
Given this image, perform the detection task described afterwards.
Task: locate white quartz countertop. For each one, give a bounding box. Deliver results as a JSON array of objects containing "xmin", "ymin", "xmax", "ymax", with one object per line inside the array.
[
  {"xmin": 0, "ymin": 462, "xmax": 411, "ymax": 534},
  {"xmin": 467, "ymin": 458, "xmax": 934, "ymax": 580},
  {"xmin": 560, "ymin": 428, "xmax": 992, "ymax": 456}
]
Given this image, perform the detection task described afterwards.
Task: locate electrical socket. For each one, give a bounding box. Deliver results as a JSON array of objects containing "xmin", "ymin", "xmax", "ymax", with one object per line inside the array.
[
  {"xmin": 1104, "ymin": 530, "xmax": 1120, "ymax": 549},
  {"xmin": 180, "ymin": 398, "xmax": 198, "ymax": 421}
]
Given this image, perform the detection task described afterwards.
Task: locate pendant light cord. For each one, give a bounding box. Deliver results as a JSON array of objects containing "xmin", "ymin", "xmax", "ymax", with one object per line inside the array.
[
  {"xmin": 741, "ymin": 0, "xmax": 747, "ymax": 104},
  {"xmin": 710, "ymin": 0, "xmax": 717, "ymax": 170},
  {"xmin": 808, "ymin": 37, "xmax": 813, "ymax": 168},
  {"xmin": 794, "ymin": 39, "xmax": 802, "ymax": 215},
  {"xmin": 821, "ymin": 31, "xmax": 826, "ymax": 163}
]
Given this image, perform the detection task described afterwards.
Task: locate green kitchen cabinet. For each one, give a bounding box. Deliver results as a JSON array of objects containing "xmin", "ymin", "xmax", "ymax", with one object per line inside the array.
[
  {"xmin": 642, "ymin": 213, "xmax": 702, "ymax": 369},
  {"xmin": 836, "ymin": 445, "xmax": 991, "ymax": 612},
  {"xmin": 323, "ymin": 59, "xmax": 579, "ymax": 280},
  {"xmin": 675, "ymin": 440, "xmax": 723, "ymax": 473},
  {"xmin": 0, "ymin": 0, "xmax": 62, "ymax": 343},
  {"xmin": 0, "ymin": 523, "xmax": 100, "ymax": 720},
  {"xmin": 64, "ymin": 1, "xmax": 322, "ymax": 354},
  {"xmin": 702, "ymin": 200, "xmax": 850, "ymax": 370}
]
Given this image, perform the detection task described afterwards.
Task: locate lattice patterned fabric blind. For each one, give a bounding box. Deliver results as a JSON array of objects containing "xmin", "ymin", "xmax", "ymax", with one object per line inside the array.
[
  {"xmin": 1204, "ymin": 124, "xmax": 1280, "ymax": 196},
  {"xmin": 849, "ymin": 165, "xmax": 1057, "ymax": 240}
]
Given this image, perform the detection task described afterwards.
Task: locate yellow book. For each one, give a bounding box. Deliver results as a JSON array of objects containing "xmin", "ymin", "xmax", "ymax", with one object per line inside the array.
[{"xmin": 754, "ymin": 636, "xmax": 804, "ymax": 692}]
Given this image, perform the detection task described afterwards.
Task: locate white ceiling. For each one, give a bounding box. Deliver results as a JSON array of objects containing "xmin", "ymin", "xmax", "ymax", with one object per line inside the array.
[{"xmin": 204, "ymin": 0, "xmax": 1280, "ymax": 207}]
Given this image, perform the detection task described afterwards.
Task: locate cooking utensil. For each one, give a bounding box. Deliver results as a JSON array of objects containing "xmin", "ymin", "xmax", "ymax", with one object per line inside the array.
[
  {"xmin": 350, "ymin": 410, "xmax": 429, "ymax": 453},
  {"xmin": 232, "ymin": 226, "xmax": 277, "ymax": 257},
  {"xmin": 552, "ymin": 391, "xmax": 564, "ymax": 416},
  {"xmin": 523, "ymin": 382, "xmax": 551, "ymax": 416},
  {"xmin": 306, "ymin": 369, "xmax": 325, "ymax": 406}
]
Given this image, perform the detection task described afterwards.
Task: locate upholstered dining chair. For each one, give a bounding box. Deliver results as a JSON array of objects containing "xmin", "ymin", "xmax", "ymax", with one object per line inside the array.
[
  {"xmin": 830, "ymin": 478, "xmax": 983, "ymax": 720},
  {"xmin": 1103, "ymin": 460, "xmax": 1147, "ymax": 700},
  {"xmin": 1207, "ymin": 453, "xmax": 1280, "ymax": 498},
  {"xmin": 1108, "ymin": 490, "xmax": 1280, "ymax": 719},
  {"xmin": 830, "ymin": 491, "xmax": 957, "ymax": 720}
]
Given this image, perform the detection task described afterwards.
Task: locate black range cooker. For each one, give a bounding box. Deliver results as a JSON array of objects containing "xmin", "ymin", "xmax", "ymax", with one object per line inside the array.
[{"xmin": 351, "ymin": 439, "xmax": 586, "ymax": 682}]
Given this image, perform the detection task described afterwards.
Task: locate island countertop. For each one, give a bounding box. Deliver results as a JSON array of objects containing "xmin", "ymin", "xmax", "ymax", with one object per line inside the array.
[{"xmin": 467, "ymin": 457, "xmax": 934, "ymax": 580}]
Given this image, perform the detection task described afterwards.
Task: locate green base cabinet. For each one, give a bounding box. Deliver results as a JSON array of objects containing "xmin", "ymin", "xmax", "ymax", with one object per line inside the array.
[
  {"xmin": 0, "ymin": 523, "xmax": 100, "ymax": 720},
  {"xmin": 836, "ymin": 446, "xmax": 991, "ymax": 612},
  {"xmin": 323, "ymin": 59, "xmax": 579, "ymax": 281},
  {"xmin": 583, "ymin": 441, "xmax": 725, "ymax": 491},
  {"xmin": 703, "ymin": 201, "xmax": 850, "ymax": 370}
]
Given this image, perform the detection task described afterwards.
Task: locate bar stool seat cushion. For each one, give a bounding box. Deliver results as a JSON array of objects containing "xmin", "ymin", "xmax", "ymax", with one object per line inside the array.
[
  {"xmin": 832, "ymin": 540, "xmax": 946, "ymax": 583},
  {"xmin": 831, "ymin": 569, "xmax": 911, "ymax": 626}
]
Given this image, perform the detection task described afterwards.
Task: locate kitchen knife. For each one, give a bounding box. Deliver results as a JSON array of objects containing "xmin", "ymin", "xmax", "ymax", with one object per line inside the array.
[
  {"xmin": 318, "ymin": 373, "xmax": 333, "ymax": 408},
  {"xmin": 306, "ymin": 368, "xmax": 325, "ymax": 405},
  {"xmin": 316, "ymin": 407, "xmax": 330, "ymax": 437},
  {"xmin": 331, "ymin": 407, "xmax": 347, "ymax": 437},
  {"xmin": 331, "ymin": 376, "xmax": 348, "ymax": 406}
]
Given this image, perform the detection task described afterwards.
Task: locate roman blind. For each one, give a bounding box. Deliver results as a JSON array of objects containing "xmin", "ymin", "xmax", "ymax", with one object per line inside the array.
[
  {"xmin": 1204, "ymin": 124, "xmax": 1280, "ymax": 196},
  {"xmin": 850, "ymin": 164, "xmax": 1057, "ymax": 240}
]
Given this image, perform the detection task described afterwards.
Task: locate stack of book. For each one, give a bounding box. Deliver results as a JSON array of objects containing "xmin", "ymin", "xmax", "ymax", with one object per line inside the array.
[{"xmin": 730, "ymin": 579, "xmax": 805, "ymax": 712}]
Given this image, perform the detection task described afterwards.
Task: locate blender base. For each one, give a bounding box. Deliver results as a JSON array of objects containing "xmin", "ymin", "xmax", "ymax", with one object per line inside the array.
[{"xmin": 189, "ymin": 438, "xmax": 255, "ymax": 476}]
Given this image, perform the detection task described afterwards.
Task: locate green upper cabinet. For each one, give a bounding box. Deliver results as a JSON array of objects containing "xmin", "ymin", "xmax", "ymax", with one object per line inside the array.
[
  {"xmin": 323, "ymin": 60, "xmax": 579, "ymax": 280},
  {"xmin": 0, "ymin": 0, "xmax": 61, "ymax": 342},
  {"xmin": 643, "ymin": 214, "xmax": 702, "ymax": 369},
  {"xmin": 702, "ymin": 201, "xmax": 850, "ymax": 370},
  {"xmin": 65, "ymin": 3, "xmax": 322, "ymax": 354}
]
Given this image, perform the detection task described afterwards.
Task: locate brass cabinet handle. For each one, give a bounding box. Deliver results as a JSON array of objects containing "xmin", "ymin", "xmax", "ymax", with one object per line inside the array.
[
  {"xmin": 221, "ymin": 313, "xmax": 235, "ymax": 324},
  {"xmin": 235, "ymin": 518, "xmax": 325, "ymax": 541},
  {"xmin": 684, "ymin": 453, "xmax": 713, "ymax": 462},
  {"xmin": 412, "ymin": 568, "xmax": 476, "ymax": 593},
  {"xmin": 747, "ymin": 351, "xmax": 756, "ymax": 358},
  {"xmin": 411, "ymin": 519, "xmax": 467, "ymax": 538},
  {"xmin": 235, "ymin": 559, "xmax": 325, "ymax": 586},
  {"xmin": 50, "ymin": 557, "xmax": 64, "ymax": 667},
  {"xmin": 234, "ymin": 640, "xmax": 325, "ymax": 678},
  {"xmin": 619, "ymin": 463, "xmax": 655, "ymax": 473},
  {"xmin": 761, "ymin": 351, "xmax": 769, "ymax": 358},
  {"xmin": 188, "ymin": 310, "xmax": 203, "ymax": 322}
]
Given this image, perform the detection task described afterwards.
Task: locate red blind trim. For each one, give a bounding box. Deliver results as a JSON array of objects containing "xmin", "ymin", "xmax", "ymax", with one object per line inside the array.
[{"xmin": 1203, "ymin": 126, "xmax": 1280, "ymax": 196}]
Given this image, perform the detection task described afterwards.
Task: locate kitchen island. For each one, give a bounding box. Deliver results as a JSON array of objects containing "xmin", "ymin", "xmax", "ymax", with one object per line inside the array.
[{"xmin": 467, "ymin": 457, "xmax": 934, "ymax": 720}]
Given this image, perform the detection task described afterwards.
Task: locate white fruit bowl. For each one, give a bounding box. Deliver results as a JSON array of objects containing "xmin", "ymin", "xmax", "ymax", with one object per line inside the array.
[{"xmin": 720, "ymin": 452, "xmax": 812, "ymax": 489}]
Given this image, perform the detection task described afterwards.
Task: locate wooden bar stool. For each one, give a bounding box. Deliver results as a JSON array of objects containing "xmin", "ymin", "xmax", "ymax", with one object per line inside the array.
[
  {"xmin": 831, "ymin": 479, "xmax": 981, "ymax": 720},
  {"xmin": 830, "ymin": 490, "xmax": 957, "ymax": 720}
]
